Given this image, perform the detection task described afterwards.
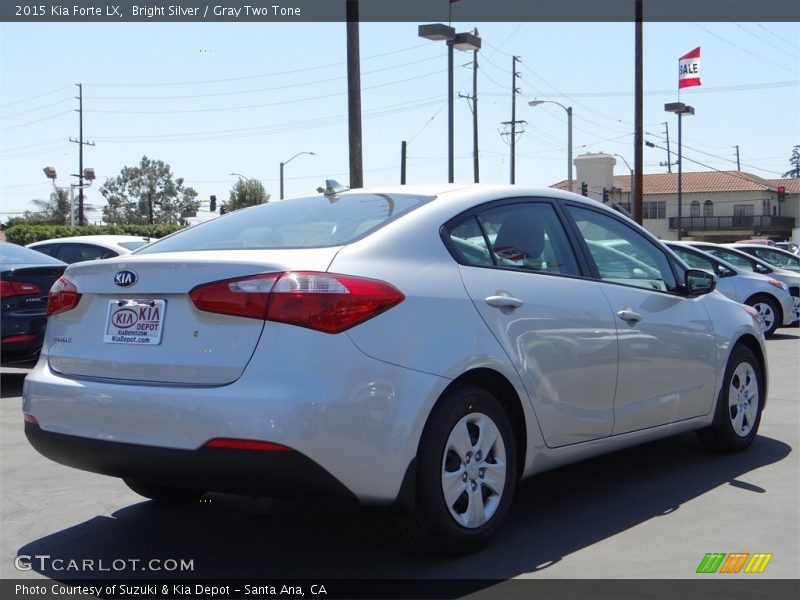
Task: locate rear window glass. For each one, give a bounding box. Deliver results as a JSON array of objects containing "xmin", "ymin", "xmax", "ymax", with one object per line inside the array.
[
  {"xmin": 1, "ymin": 242, "xmax": 66, "ymax": 265},
  {"xmin": 139, "ymin": 193, "xmax": 432, "ymax": 253}
]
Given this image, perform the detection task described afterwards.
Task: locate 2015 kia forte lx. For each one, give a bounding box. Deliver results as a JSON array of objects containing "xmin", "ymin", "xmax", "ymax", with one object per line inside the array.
[{"xmin": 23, "ymin": 184, "xmax": 767, "ymax": 553}]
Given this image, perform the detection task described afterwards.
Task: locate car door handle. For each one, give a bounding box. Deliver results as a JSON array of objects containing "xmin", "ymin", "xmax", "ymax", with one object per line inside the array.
[
  {"xmin": 616, "ymin": 309, "xmax": 643, "ymax": 324},
  {"xmin": 485, "ymin": 295, "xmax": 524, "ymax": 309}
]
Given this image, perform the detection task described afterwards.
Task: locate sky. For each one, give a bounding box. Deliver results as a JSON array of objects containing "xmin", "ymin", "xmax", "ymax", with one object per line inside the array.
[{"xmin": 1, "ymin": 17, "xmax": 798, "ymax": 224}]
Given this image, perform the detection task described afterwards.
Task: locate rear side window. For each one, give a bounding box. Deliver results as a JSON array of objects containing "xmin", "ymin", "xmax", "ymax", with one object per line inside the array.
[
  {"xmin": 140, "ymin": 193, "xmax": 432, "ymax": 253},
  {"xmin": 447, "ymin": 202, "xmax": 580, "ymax": 276},
  {"xmin": 57, "ymin": 244, "xmax": 118, "ymax": 263}
]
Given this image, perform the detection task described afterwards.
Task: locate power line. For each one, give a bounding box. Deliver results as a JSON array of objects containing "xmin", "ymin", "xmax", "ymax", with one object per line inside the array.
[
  {"xmin": 88, "ymin": 55, "xmax": 443, "ymax": 101},
  {"xmin": 482, "ymin": 79, "xmax": 799, "ymax": 99},
  {"xmin": 1, "ymin": 98, "xmax": 73, "ymax": 121},
  {"xmin": 0, "ymin": 111, "xmax": 73, "ymax": 131},
  {"xmin": 0, "ymin": 85, "xmax": 72, "ymax": 108},
  {"xmin": 84, "ymin": 42, "xmax": 434, "ymax": 87},
  {"xmin": 85, "ymin": 70, "xmax": 444, "ymax": 115},
  {"xmin": 690, "ymin": 22, "xmax": 798, "ymax": 75}
]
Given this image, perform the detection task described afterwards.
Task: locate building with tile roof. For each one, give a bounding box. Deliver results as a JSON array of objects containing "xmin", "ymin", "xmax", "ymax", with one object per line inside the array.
[{"xmin": 552, "ymin": 153, "xmax": 799, "ymax": 243}]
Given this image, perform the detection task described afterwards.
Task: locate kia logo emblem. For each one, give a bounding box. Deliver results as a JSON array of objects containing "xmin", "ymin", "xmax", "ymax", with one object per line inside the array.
[{"xmin": 114, "ymin": 270, "xmax": 138, "ymax": 287}]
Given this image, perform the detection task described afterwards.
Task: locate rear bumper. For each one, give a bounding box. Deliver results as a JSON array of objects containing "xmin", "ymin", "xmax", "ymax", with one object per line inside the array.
[
  {"xmin": 25, "ymin": 422, "xmax": 357, "ymax": 502},
  {"xmin": 23, "ymin": 325, "xmax": 450, "ymax": 503}
]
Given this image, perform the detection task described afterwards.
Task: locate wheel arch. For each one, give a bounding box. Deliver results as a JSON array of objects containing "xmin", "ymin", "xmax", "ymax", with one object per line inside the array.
[
  {"xmin": 732, "ymin": 333, "xmax": 768, "ymax": 410},
  {"xmin": 744, "ymin": 292, "xmax": 783, "ymax": 328},
  {"xmin": 393, "ymin": 367, "xmax": 528, "ymax": 513}
]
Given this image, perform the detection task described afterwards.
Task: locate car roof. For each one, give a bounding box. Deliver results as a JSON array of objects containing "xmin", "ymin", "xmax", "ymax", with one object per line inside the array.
[{"xmin": 729, "ymin": 243, "xmax": 799, "ymax": 256}]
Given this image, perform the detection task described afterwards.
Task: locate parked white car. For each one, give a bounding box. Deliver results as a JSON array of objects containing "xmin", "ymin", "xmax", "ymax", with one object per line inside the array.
[
  {"xmin": 666, "ymin": 242, "xmax": 795, "ymax": 337},
  {"xmin": 730, "ymin": 243, "xmax": 800, "ymax": 274},
  {"xmin": 687, "ymin": 242, "xmax": 800, "ymax": 326},
  {"xmin": 27, "ymin": 235, "xmax": 151, "ymax": 264},
  {"xmin": 24, "ymin": 185, "xmax": 767, "ymax": 553}
]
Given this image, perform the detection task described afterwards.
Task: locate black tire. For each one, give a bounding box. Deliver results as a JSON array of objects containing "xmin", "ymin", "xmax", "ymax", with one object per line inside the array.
[
  {"xmin": 697, "ymin": 345, "xmax": 764, "ymax": 453},
  {"xmin": 124, "ymin": 479, "xmax": 205, "ymax": 503},
  {"xmin": 398, "ymin": 384, "xmax": 517, "ymax": 554},
  {"xmin": 746, "ymin": 295, "xmax": 781, "ymax": 338}
]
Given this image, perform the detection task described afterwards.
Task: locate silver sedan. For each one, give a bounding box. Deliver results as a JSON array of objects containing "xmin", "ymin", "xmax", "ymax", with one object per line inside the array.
[{"xmin": 23, "ymin": 184, "xmax": 767, "ymax": 553}]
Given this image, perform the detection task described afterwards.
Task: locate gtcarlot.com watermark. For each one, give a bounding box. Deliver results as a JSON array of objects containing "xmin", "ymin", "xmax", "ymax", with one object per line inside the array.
[{"xmin": 15, "ymin": 554, "xmax": 194, "ymax": 573}]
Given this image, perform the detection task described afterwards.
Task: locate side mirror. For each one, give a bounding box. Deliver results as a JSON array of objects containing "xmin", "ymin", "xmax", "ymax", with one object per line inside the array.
[{"xmin": 685, "ymin": 269, "xmax": 717, "ymax": 296}]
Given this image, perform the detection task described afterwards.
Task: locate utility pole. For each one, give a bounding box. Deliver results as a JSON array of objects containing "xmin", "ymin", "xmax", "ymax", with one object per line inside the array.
[
  {"xmin": 472, "ymin": 31, "xmax": 479, "ymax": 182},
  {"xmin": 501, "ymin": 56, "xmax": 524, "ymax": 184},
  {"xmin": 400, "ymin": 141, "xmax": 407, "ymax": 184},
  {"xmin": 346, "ymin": 0, "xmax": 363, "ymax": 189},
  {"xmin": 734, "ymin": 145, "xmax": 741, "ymax": 171},
  {"xmin": 633, "ymin": 0, "xmax": 643, "ymax": 224},
  {"xmin": 69, "ymin": 83, "xmax": 95, "ymax": 226},
  {"xmin": 458, "ymin": 41, "xmax": 481, "ymax": 183}
]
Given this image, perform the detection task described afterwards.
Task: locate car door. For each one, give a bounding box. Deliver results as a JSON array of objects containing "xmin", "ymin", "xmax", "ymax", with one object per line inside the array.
[
  {"xmin": 565, "ymin": 205, "xmax": 718, "ymax": 434},
  {"xmin": 446, "ymin": 199, "xmax": 619, "ymax": 447}
]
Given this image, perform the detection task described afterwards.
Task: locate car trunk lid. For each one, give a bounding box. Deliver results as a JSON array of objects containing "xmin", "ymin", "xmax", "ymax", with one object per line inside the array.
[{"xmin": 45, "ymin": 249, "xmax": 339, "ymax": 385}]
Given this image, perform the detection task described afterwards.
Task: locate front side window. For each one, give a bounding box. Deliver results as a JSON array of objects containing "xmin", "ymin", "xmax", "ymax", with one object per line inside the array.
[
  {"xmin": 568, "ymin": 206, "xmax": 678, "ymax": 292},
  {"xmin": 140, "ymin": 193, "xmax": 433, "ymax": 253},
  {"xmin": 447, "ymin": 202, "xmax": 580, "ymax": 276}
]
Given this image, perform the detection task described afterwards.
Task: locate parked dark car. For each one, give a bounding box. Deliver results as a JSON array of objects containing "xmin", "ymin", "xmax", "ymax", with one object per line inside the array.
[{"xmin": 1, "ymin": 243, "xmax": 66, "ymax": 364}]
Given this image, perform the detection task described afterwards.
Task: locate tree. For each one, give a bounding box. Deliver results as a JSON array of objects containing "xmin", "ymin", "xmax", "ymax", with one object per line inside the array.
[
  {"xmin": 100, "ymin": 156, "xmax": 199, "ymax": 225},
  {"xmin": 227, "ymin": 178, "xmax": 269, "ymax": 212},
  {"xmin": 22, "ymin": 188, "xmax": 71, "ymax": 224},
  {"xmin": 783, "ymin": 145, "xmax": 800, "ymax": 179}
]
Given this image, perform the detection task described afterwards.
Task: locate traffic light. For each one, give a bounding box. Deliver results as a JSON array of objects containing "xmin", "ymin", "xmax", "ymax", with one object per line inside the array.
[
  {"xmin": 581, "ymin": 182, "xmax": 588, "ymax": 196},
  {"xmin": 602, "ymin": 187, "xmax": 609, "ymax": 203},
  {"xmin": 777, "ymin": 186, "xmax": 786, "ymax": 203},
  {"xmin": 220, "ymin": 205, "xmax": 227, "ymax": 215},
  {"xmin": 209, "ymin": 195, "xmax": 217, "ymax": 212}
]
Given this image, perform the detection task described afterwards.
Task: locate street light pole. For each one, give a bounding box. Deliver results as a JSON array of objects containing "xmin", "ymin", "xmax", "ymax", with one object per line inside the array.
[
  {"xmin": 419, "ymin": 24, "xmax": 481, "ymax": 184},
  {"xmin": 528, "ymin": 99, "xmax": 573, "ymax": 192},
  {"xmin": 279, "ymin": 152, "xmax": 314, "ymax": 199},
  {"xmin": 447, "ymin": 39, "xmax": 454, "ymax": 183},
  {"xmin": 665, "ymin": 102, "xmax": 694, "ymax": 241},
  {"xmin": 613, "ymin": 154, "xmax": 634, "ymax": 207}
]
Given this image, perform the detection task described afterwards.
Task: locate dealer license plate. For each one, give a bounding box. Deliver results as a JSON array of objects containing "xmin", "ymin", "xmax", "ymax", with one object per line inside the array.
[{"xmin": 104, "ymin": 299, "xmax": 166, "ymax": 345}]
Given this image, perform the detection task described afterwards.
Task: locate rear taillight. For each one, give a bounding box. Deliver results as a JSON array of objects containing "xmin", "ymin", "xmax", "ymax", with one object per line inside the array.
[
  {"xmin": 47, "ymin": 276, "xmax": 81, "ymax": 317},
  {"xmin": 0, "ymin": 280, "xmax": 42, "ymax": 298},
  {"xmin": 189, "ymin": 271, "xmax": 404, "ymax": 334}
]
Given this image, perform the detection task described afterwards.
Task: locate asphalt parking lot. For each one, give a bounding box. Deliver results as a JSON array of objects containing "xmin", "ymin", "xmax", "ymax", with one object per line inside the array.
[{"xmin": 1, "ymin": 334, "xmax": 798, "ymax": 597}]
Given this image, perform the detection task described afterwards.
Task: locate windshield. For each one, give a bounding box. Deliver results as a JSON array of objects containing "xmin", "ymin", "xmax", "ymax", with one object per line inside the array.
[{"xmin": 140, "ymin": 193, "xmax": 432, "ymax": 253}]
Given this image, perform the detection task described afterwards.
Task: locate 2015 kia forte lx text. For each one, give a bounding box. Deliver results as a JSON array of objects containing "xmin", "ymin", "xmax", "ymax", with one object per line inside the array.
[{"xmin": 23, "ymin": 184, "xmax": 767, "ymax": 553}]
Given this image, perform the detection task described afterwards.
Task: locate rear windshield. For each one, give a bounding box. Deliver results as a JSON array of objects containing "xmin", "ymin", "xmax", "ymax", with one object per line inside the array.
[
  {"xmin": 0, "ymin": 242, "xmax": 66, "ymax": 266},
  {"xmin": 139, "ymin": 193, "xmax": 432, "ymax": 253}
]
